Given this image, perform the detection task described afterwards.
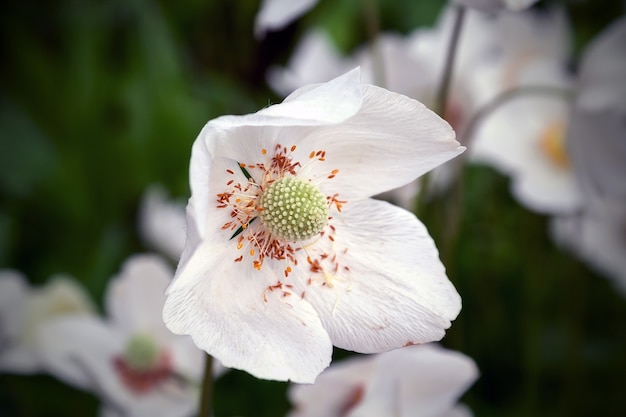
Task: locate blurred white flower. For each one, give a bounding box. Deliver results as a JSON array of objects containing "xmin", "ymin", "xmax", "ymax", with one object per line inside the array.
[
  {"xmin": 287, "ymin": 344, "xmax": 478, "ymax": 417},
  {"xmin": 551, "ymin": 16, "xmax": 626, "ymax": 293},
  {"xmin": 0, "ymin": 271, "xmax": 94, "ymax": 374},
  {"xmin": 453, "ymin": 0, "xmax": 540, "ymax": 12},
  {"xmin": 267, "ymin": 6, "xmax": 570, "ymax": 207},
  {"xmin": 469, "ymin": 59, "xmax": 583, "ymax": 214},
  {"xmin": 163, "ymin": 68, "xmax": 464, "ymax": 383},
  {"xmin": 254, "ymin": 0, "xmax": 318, "ymax": 39},
  {"xmin": 37, "ymin": 254, "xmax": 210, "ymax": 417},
  {"xmin": 138, "ymin": 184, "xmax": 187, "ymax": 262}
]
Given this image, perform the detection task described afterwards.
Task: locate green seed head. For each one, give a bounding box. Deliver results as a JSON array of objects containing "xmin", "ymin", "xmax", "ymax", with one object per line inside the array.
[
  {"xmin": 259, "ymin": 177, "xmax": 328, "ymax": 241},
  {"xmin": 124, "ymin": 332, "xmax": 161, "ymax": 371}
]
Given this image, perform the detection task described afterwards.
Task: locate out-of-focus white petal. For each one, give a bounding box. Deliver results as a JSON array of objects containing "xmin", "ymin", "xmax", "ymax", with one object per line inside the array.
[
  {"xmin": 551, "ymin": 199, "xmax": 626, "ymax": 295},
  {"xmin": 254, "ymin": 0, "xmax": 318, "ymax": 39},
  {"xmin": 287, "ymin": 355, "xmax": 378, "ymax": 417},
  {"xmin": 106, "ymin": 254, "xmax": 174, "ymax": 340},
  {"xmin": 38, "ymin": 316, "xmax": 198, "ymax": 417},
  {"xmin": 453, "ymin": 0, "xmax": 539, "ymax": 11},
  {"xmin": 352, "ymin": 345, "xmax": 478, "ymax": 417},
  {"xmin": 163, "ymin": 242, "xmax": 332, "ymax": 383},
  {"xmin": 567, "ymin": 110, "xmax": 626, "ymax": 201},
  {"xmin": 288, "ymin": 344, "xmax": 478, "ymax": 417},
  {"xmin": 576, "ymin": 16, "xmax": 626, "ymax": 112},
  {"xmin": 37, "ymin": 315, "xmax": 124, "ymax": 390},
  {"xmin": 0, "ymin": 273, "xmax": 95, "ymax": 374},
  {"xmin": 295, "ymin": 199, "xmax": 461, "ymax": 353},
  {"xmin": 138, "ymin": 185, "xmax": 187, "ymax": 262},
  {"xmin": 0, "ymin": 270, "xmax": 28, "ymax": 344},
  {"xmin": 470, "ymin": 58, "xmax": 582, "ymax": 214}
]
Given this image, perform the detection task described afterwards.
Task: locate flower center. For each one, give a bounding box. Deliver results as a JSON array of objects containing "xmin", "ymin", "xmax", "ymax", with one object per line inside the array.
[
  {"xmin": 259, "ymin": 177, "xmax": 328, "ymax": 241},
  {"xmin": 124, "ymin": 332, "xmax": 161, "ymax": 371},
  {"xmin": 113, "ymin": 332, "xmax": 172, "ymax": 394},
  {"xmin": 538, "ymin": 121, "xmax": 569, "ymax": 169}
]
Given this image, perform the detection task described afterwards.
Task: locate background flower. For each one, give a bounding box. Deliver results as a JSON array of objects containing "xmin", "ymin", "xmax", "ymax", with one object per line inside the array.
[
  {"xmin": 0, "ymin": 271, "xmax": 95, "ymax": 374},
  {"xmin": 36, "ymin": 254, "xmax": 208, "ymax": 417}
]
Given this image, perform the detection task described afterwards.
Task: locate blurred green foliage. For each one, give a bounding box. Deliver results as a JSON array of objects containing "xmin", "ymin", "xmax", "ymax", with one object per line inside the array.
[{"xmin": 0, "ymin": 0, "xmax": 625, "ymax": 416}]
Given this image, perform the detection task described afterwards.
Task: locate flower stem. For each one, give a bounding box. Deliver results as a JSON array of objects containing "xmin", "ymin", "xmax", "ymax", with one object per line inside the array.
[
  {"xmin": 199, "ymin": 353, "xmax": 214, "ymax": 417},
  {"xmin": 416, "ymin": 5, "xmax": 466, "ymax": 217},
  {"xmin": 461, "ymin": 85, "xmax": 574, "ymax": 148},
  {"xmin": 435, "ymin": 5, "xmax": 466, "ymax": 117},
  {"xmin": 362, "ymin": 0, "xmax": 385, "ymax": 87}
]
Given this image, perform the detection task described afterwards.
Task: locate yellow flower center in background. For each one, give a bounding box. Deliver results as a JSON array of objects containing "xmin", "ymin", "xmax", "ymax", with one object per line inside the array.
[{"xmin": 538, "ymin": 121, "xmax": 569, "ymax": 169}]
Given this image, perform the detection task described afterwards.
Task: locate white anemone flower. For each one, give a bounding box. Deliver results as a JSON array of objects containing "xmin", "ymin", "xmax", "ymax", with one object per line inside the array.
[
  {"xmin": 254, "ymin": 0, "xmax": 318, "ymax": 39},
  {"xmin": 0, "ymin": 271, "xmax": 95, "ymax": 374},
  {"xmin": 287, "ymin": 344, "xmax": 478, "ymax": 417},
  {"xmin": 37, "ymin": 254, "xmax": 208, "ymax": 417},
  {"xmin": 138, "ymin": 184, "xmax": 187, "ymax": 262},
  {"xmin": 163, "ymin": 68, "xmax": 464, "ymax": 383}
]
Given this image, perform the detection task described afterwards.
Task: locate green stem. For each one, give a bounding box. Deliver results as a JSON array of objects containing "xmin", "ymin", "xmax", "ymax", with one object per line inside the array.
[
  {"xmin": 461, "ymin": 85, "xmax": 574, "ymax": 149},
  {"xmin": 435, "ymin": 5, "xmax": 466, "ymax": 116},
  {"xmin": 416, "ymin": 5, "xmax": 466, "ymax": 217},
  {"xmin": 363, "ymin": 0, "xmax": 385, "ymax": 87},
  {"xmin": 199, "ymin": 353, "xmax": 214, "ymax": 417}
]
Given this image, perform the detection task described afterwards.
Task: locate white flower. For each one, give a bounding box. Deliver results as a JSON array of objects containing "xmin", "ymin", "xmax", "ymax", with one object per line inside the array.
[
  {"xmin": 469, "ymin": 59, "xmax": 583, "ymax": 214},
  {"xmin": 138, "ymin": 184, "xmax": 187, "ymax": 261},
  {"xmin": 287, "ymin": 344, "xmax": 478, "ymax": 417},
  {"xmin": 0, "ymin": 271, "xmax": 94, "ymax": 374},
  {"xmin": 36, "ymin": 254, "xmax": 209, "ymax": 417},
  {"xmin": 163, "ymin": 68, "xmax": 464, "ymax": 383},
  {"xmin": 254, "ymin": 0, "xmax": 318, "ymax": 39},
  {"xmin": 551, "ymin": 16, "xmax": 626, "ymax": 293}
]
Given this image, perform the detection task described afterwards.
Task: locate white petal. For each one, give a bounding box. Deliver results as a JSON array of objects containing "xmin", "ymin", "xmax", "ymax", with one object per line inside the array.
[
  {"xmin": 577, "ymin": 16, "xmax": 626, "ymax": 112},
  {"xmin": 288, "ymin": 355, "xmax": 378, "ymax": 417},
  {"xmin": 254, "ymin": 0, "xmax": 318, "ymax": 38},
  {"xmin": 138, "ymin": 185, "xmax": 187, "ymax": 262},
  {"xmin": 213, "ymin": 67, "xmax": 363, "ymax": 129},
  {"xmin": 38, "ymin": 316, "xmax": 198, "ymax": 417},
  {"xmin": 163, "ymin": 241, "xmax": 333, "ymax": 383},
  {"xmin": 106, "ymin": 254, "xmax": 173, "ymax": 339},
  {"xmin": 297, "ymin": 199, "xmax": 461, "ymax": 353},
  {"xmin": 293, "ymin": 84, "xmax": 463, "ymax": 199},
  {"xmin": 551, "ymin": 199, "xmax": 626, "ymax": 295},
  {"xmin": 453, "ymin": 0, "xmax": 539, "ymax": 11},
  {"xmin": 566, "ymin": 109, "xmax": 626, "ymax": 201},
  {"xmin": 351, "ymin": 344, "xmax": 478, "ymax": 417},
  {"xmin": 0, "ymin": 270, "xmax": 28, "ymax": 343},
  {"xmin": 36, "ymin": 315, "xmax": 125, "ymax": 391}
]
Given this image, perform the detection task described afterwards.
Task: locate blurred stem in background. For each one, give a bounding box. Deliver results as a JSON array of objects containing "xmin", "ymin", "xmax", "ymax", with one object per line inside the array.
[{"xmin": 416, "ymin": 4, "xmax": 466, "ymax": 218}]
